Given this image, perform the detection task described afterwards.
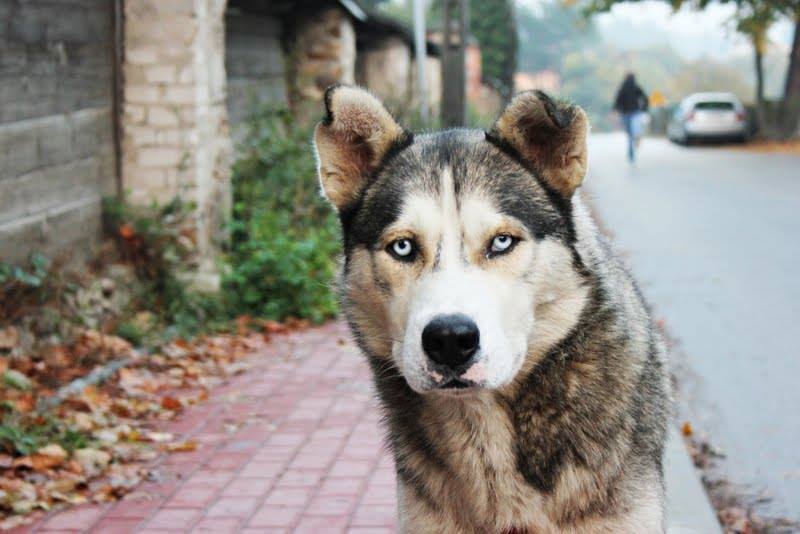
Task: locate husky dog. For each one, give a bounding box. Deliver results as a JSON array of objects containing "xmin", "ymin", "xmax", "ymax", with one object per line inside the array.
[{"xmin": 314, "ymin": 85, "xmax": 670, "ymax": 533}]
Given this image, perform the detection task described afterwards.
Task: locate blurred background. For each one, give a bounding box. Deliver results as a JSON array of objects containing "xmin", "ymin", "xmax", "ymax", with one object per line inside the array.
[{"xmin": 0, "ymin": 0, "xmax": 798, "ymax": 532}]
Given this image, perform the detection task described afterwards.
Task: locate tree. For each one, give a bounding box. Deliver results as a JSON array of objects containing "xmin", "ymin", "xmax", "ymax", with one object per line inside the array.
[
  {"xmin": 430, "ymin": 0, "xmax": 518, "ymax": 102},
  {"xmin": 470, "ymin": 0, "xmax": 517, "ymax": 101},
  {"xmin": 517, "ymin": 2, "xmax": 597, "ymax": 74},
  {"xmin": 783, "ymin": 11, "xmax": 800, "ymax": 135},
  {"xmin": 735, "ymin": 0, "xmax": 779, "ymax": 106}
]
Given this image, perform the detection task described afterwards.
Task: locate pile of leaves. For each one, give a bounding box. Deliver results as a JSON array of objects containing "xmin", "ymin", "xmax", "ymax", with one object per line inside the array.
[
  {"xmin": 681, "ymin": 422, "xmax": 799, "ymax": 534},
  {"xmin": 734, "ymin": 138, "xmax": 800, "ymax": 155},
  {"xmin": 0, "ymin": 319, "xmax": 297, "ymax": 529}
]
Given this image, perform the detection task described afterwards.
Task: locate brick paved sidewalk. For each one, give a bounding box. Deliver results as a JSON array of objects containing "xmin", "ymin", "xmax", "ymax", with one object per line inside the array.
[{"xmin": 19, "ymin": 322, "xmax": 396, "ymax": 534}]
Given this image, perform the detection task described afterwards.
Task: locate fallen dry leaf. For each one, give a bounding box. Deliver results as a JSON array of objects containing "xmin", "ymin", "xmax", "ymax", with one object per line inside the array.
[
  {"xmin": 13, "ymin": 393, "xmax": 35, "ymax": 413},
  {"xmin": 28, "ymin": 445, "xmax": 68, "ymax": 472},
  {"xmin": 118, "ymin": 224, "xmax": 135, "ymax": 239},
  {"xmin": 73, "ymin": 449, "xmax": 111, "ymax": 478},
  {"xmin": 0, "ymin": 326, "xmax": 19, "ymax": 351},
  {"xmin": 160, "ymin": 396, "xmax": 182, "ymax": 411},
  {"xmin": 163, "ymin": 441, "xmax": 198, "ymax": 453},
  {"xmin": 262, "ymin": 320, "xmax": 288, "ymax": 334},
  {"xmin": 143, "ymin": 432, "xmax": 173, "ymax": 443},
  {"xmin": 36, "ymin": 445, "xmax": 67, "ymax": 462},
  {"xmin": 28, "ymin": 454, "xmax": 61, "ymax": 472}
]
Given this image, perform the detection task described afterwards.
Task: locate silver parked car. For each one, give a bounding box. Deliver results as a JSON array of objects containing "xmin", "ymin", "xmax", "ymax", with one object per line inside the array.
[{"xmin": 668, "ymin": 92, "xmax": 748, "ymax": 144}]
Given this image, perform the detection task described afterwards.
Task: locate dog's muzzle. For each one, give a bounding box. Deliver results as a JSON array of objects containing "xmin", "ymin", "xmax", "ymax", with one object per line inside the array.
[{"xmin": 422, "ymin": 314, "xmax": 485, "ymax": 388}]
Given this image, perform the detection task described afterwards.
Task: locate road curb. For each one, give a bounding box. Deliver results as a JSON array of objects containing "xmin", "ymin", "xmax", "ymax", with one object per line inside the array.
[{"xmin": 665, "ymin": 426, "xmax": 722, "ymax": 533}]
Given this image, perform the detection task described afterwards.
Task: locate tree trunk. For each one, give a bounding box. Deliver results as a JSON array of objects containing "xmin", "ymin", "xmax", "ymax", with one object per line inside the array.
[
  {"xmin": 755, "ymin": 46, "xmax": 765, "ymax": 107},
  {"xmin": 782, "ymin": 19, "xmax": 800, "ymax": 137},
  {"xmin": 441, "ymin": 0, "xmax": 468, "ymax": 127}
]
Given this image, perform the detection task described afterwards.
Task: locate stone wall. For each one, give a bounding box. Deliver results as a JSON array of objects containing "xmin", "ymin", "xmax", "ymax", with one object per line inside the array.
[
  {"xmin": 289, "ymin": 8, "xmax": 356, "ymax": 124},
  {"xmin": 356, "ymin": 37, "xmax": 412, "ymax": 115},
  {"xmin": 225, "ymin": 11, "xmax": 286, "ymax": 137},
  {"xmin": 122, "ymin": 0, "xmax": 232, "ymax": 286},
  {"xmin": 0, "ymin": 0, "xmax": 117, "ymax": 265}
]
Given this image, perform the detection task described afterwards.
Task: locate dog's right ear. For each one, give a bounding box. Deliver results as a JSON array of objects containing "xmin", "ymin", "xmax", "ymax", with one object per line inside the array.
[
  {"xmin": 314, "ymin": 85, "xmax": 408, "ymax": 211},
  {"xmin": 489, "ymin": 91, "xmax": 589, "ymax": 198}
]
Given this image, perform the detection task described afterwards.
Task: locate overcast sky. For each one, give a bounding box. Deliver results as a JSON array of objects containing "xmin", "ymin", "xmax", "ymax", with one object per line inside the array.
[{"xmin": 518, "ymin": 0, "xmax": 794, "ymax": 60}]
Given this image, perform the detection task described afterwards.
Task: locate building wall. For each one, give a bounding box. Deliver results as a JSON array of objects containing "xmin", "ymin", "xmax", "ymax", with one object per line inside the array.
[
  {"xmin": 411, "ymin": 55, "xmax": 442, "ymax": 118},
  {"xmin": 356, "ymin": 37, "xmax": 412, "ymax": 115},
  {"xmin": 225, "ymin": 11, "xmax": 286, "ymax": 135},
  {"xmin": 122, "ymin": 0, "xmax": 232, "ymax": 286},
  {"xmin": 290, "ymin": 7, "xmax": 356, "ymax": 124},
  {"xmin": 0, "ymin": 0, "xmax": 117, "ymax": 265}
]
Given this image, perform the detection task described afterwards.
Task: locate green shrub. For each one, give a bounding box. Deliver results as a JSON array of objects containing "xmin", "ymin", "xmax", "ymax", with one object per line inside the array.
[
  {"xmin": 102, "ymin": 106, "xmax": 341, "ymax": 333},
  {"xmin": 0, "ymin": 253, "xmax": 54, "ymax": 322},
  {"xmin": 225, "ymin": 107, "xmax": 340, "ymax": 323},
  {"xmin": 0, "ymin": 409, "xmax": 90, "ymax": 456},
  {"xmin": 114, "ymin": 322, "xmax": 145, "ymax": 346}
]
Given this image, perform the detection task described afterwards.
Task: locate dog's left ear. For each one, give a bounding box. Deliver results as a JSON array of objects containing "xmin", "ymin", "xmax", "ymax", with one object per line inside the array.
[
  {"xmin": 314, "ymin": 85, "xmax": 409, "ymax": 211},
  {"xmin": 489, "ymin": 91, "xmax": 589, "ymax": 198}
]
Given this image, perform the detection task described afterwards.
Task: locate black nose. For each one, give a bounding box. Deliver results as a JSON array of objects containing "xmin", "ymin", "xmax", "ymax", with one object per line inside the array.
[{"xmin": 421, "ymin": 314, "xmax": 480, "ymax": 370}]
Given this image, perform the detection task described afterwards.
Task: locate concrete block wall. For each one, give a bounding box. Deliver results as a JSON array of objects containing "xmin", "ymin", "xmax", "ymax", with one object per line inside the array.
[
  {"xmin": 0, "ymin": 0, "xmax": 116, "ymax": 266},
  {"xmin": 225, "ymin": 11, "xmax": 286, "ymax": 137}
]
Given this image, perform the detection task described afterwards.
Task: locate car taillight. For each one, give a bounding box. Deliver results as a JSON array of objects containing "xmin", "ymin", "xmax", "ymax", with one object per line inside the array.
[
  {"xmin": 686, "ymin": 111, "xmax": 695, "ymax": 121},
  {"xmin": 736, "ymin": 111, "xmax": 746, "ymax": 122}
]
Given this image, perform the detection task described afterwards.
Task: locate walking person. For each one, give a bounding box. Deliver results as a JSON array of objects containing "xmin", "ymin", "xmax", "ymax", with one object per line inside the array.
[{"xmin": 614, "ymin": 73, "xmax": 649, "ymax": 163}]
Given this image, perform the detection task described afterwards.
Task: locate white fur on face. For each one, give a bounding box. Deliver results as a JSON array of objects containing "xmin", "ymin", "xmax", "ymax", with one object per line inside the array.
[{"xmin": 386, "ymin": 167, "xmax": 545, "ymax": 393}]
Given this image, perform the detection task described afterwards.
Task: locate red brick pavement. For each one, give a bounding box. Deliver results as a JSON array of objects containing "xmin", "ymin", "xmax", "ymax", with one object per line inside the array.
[{"xmin": 16, "ymin": 322, "xmax": 398, "ymax": 534}]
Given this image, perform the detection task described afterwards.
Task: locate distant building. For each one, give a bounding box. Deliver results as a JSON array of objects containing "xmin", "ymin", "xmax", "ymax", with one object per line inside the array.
[
  {"xmin": 355, "ymin": 12, "xmax": 441, "ymax": 120},
  {"xmin": 427, "ymin": 31, "xmax": 501, "ymax": 119},
  {"xmin": 514, "ymin": 70, "xmax": 561, "ymax": 94}
]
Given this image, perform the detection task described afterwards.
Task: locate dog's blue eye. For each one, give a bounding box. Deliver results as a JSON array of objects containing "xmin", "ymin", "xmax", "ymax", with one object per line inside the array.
[
  {"xmin": 388, "ymin": 238, "xmax": 415, "ymax": 260},
  {"xmin": 489, "ymin": 234, "xmax": 516, "ymax": 255}
]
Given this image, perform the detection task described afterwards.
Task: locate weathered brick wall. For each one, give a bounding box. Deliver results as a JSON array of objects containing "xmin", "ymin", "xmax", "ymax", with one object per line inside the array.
[
  {"xmin": 0, "ymin": 0, "xmax": 116, "ymax": 265},
  {"xmin": 225, "ymin": 11, "xmax": 286, "ymax": 136},
  {"xmin": 123, "ymin": 0, "xmax": 232, "ymax": 287}
]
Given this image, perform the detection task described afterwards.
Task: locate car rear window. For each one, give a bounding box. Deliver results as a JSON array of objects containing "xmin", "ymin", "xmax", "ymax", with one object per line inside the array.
[{"xmin": 694, "ymin": 101, "xmax": 735, "ymax": 110}]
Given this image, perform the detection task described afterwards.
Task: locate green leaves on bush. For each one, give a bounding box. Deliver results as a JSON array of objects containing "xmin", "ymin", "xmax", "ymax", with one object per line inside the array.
[
  {"xmin": 0, "ymin": 253, "xmax": 56, "ymax": 323},
  {"xmin": 0, "ymin": 411, "xmax": 89, "ymax": 457},
  {"xmin": 225, "ymin": 107, "xmax": 340, "ymax": 323}
]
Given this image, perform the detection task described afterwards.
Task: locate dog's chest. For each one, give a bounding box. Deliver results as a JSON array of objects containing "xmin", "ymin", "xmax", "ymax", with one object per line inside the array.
[{"xmin": 425, "ymin": 396, "xmax": 556, "ymax": 531}]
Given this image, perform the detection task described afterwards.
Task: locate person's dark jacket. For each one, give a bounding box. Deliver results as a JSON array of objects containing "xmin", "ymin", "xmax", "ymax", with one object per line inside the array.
[{"xmin": 614, "ymin": 78, "xmax": 649, "ymax": 114}]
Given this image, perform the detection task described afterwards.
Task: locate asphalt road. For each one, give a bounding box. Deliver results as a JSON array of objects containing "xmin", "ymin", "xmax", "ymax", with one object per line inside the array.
[{"xmin": 585, "ymin": 133, "xmax": 800, "ymax": 523}]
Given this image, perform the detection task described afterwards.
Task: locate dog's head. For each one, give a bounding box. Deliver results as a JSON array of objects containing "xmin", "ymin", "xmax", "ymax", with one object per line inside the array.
[{"xmin": 314, "ymin": 85, "xmax": 591, "ymax": 394}]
